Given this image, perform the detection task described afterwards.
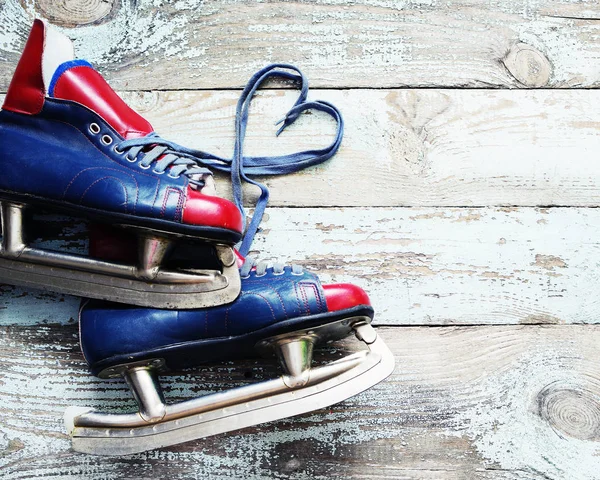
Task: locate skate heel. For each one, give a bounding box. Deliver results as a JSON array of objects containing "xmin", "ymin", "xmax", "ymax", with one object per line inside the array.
[
  {"xmin": 65, "ymin": 319, "xmax": 394, "ymax": 456},
  {"xmin": 0, "ymin": 202, "xmax": 241, "ymax": 308}
]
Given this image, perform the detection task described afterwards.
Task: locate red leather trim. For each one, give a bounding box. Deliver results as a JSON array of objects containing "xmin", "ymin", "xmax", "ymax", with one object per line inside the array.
[
  {"xmin": 182, "ymin": 187, "xmax": 243, "ymax": 233},
  {"xmin": 52, "ymin": 65, "xmax": 153, "ymax": 139},
  {"xmin": 3, "ymin": 19, "xmax": 46, "ymax": 115},
  {"xmin": 322, "ymin": 283, "xmax": 371, "ymax": 312},
  {"xmin": 234, "ymin": 250, "xmax": 246, "ymax": 268}
]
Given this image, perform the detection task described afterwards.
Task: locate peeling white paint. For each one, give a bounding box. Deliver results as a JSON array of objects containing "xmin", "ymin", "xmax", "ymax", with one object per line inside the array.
[
  {"xmin": 514, "ymin": 17, "xmax": 598, "ymax": 85},
  {"xmin": 452, "ymin": 348, "xmax": 600, "ymax": 479},
  {"xmin": 257, "ymin": 207, "xmax": 600, "ymax": 327},
  {"xmin": 0, "ymin": 0, "xmax": 204, "ymax": 67},
  {"xmin": 126, "ymin": 89, "xmax": 600, "ymax": 207},
  {"xmin": 0, "ymin": 0, "xmax": 36, "ymax": 53}
]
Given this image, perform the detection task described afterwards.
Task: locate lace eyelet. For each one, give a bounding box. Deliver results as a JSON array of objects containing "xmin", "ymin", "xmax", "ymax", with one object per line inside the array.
[
  {"xmin": 139, "ymin": 163, "xmax": 151, "ymax": 170},
  {"xmin": 240, "ymin": 274, "xmax": 250, "ymax": 280},
  {"xmin": 272, "ymin": 270, "xmax": 285, "ymax": 276},
  {"xmin": 168, "ymin": 173, "xmax": 182, "ymax": 179},
  {"xmin": 255, "ymin": 271, "xmax": 267, "ymax": 277},
  {"xmin": 89, "ymin": 123, "xmax": 100, "ymax": 135},
  {"xmin": 113, "ymin": 145, "xmax": 124, "ymax": 155},
  {"xmin": 291, "ymin": 271, "xmax": 304, "ymax": 276},
  {"xmin": 101, "ymin": 135, "xmax": 113, "ymax": 146},
  {"xmin": 126, "ymin": 155, "xmax": 137, "ymax": 163},
  {"xmin": 152, "ymin": 169, "xmax": 165, "ymax": 175}
]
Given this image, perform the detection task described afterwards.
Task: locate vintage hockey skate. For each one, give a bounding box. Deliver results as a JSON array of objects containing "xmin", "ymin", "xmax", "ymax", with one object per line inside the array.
[
  {"xmin": 0, "ymin": 20, "xmax": 244, "ymax": 308},
  {"xmin": 66, "ymin": 238, "xmax": 395, "ymax": 455}
]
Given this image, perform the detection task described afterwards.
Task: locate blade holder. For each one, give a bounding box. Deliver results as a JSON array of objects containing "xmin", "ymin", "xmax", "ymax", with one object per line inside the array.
[
  {"xmin": 65, "ymin": 316, "xmax": 395, "ymax": 455},
  {"xmin": 0, "ymin": 201, "xmax": 241, "ymax": 308},
  {"xmin": 137, "ymin": 235, "xmax": 173, "ymax": 280},
  {"xmin": 123, "ymin": 367, "xmax": 167, "ymax": 423},
  {"xmin": 274, "ymin": 336, "xmax": 315, "ymax": 388}
]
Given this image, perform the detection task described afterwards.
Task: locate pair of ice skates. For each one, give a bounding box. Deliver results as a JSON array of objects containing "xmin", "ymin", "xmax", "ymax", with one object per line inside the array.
[{"xmin": 0, "ymin": 20, "xmax": 394, "ymax": 455}]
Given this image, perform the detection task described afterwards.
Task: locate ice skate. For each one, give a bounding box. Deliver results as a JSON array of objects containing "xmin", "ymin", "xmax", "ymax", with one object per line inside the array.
[
  {"xmin": 0, "ymin": 20, "xmax": 243, "ymax": 308},
  {"xmin": 66, "ymin": 240, "xmax": 394, "ymax": 455}
]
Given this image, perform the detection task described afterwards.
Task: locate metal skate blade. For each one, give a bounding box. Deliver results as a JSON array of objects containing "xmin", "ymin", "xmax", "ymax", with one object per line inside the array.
[
  {"xmin": 66, "ymin": 323, "xmax": 394, "ymax": 456},
  {"xmin": 0, "ymin": 256, "xmax": 241, "ymax": 309}
]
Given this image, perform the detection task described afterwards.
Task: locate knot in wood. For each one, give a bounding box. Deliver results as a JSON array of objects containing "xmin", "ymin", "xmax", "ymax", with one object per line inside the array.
[
  {"xmin": 123, "ymin": 91, "xmax": 161, "ymax": 115},
  {"xmin": 34, "ymin": 0, "xmax": 115, "ymax": 27},
  {"xmin": 503, "ymin": 43, "xmax": 552, "ymax": 88},
  {"xmin": 537, "ymin": 381, "xmax": 600, "ymax": 441}
]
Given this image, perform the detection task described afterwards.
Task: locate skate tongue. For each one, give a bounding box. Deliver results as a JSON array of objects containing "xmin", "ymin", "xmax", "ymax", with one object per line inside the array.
[{"xmin": 42, "ymin": 26, "xmax": 152, "ymax": 139}]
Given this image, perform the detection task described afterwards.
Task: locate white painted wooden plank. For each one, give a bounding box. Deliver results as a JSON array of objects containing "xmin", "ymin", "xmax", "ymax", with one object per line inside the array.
[
  {"xmin": 126, "ymin": 89, "xmax": 600, "ymax": 207},
  {"xmin": 4, "ymin": 88, "xmax": 598, "ymax": 207},
  {"xmin": 2, "ymin": 207, "xmax": 600, "ymax": 327},
  {"xmin": 258, "ymin": 207, "xmax": 600, "ymax": 326},
  {"xmin": 0, "ymin": 325, "xmax": 598, "ymax": 479},
  {"xmin": 1, "ymin": 0, "xmax": 600, "ymax": 90}
]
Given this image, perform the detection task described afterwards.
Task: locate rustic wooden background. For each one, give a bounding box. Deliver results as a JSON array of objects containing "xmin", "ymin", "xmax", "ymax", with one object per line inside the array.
[{"xmin": 1, "ymin": 0, "xmax": 600, "ymax": 478}]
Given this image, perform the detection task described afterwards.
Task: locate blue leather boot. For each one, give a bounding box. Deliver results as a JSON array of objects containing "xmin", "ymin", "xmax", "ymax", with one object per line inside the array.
[{"xmin": 81, "ymin": 245, "xmax": 374, "ymax": 376}]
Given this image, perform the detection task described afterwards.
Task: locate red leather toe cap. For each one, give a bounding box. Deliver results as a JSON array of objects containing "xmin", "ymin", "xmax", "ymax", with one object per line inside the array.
[
  {"xmin": 323, "ymin": 283, "xmax": 371, "ymax": 312},
  {"xmin": 182, "ymin": 187, "xmax": 243, "ymax": 233}
]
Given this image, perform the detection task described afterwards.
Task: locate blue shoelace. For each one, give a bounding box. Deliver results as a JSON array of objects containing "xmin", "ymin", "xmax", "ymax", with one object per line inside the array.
[{"xmin": 117, "ymin": 64, "xmax": 343, "ymax": 257}]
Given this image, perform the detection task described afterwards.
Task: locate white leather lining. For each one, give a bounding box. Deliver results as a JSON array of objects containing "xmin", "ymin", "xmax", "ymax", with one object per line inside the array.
[{"xmin": 41, "ymin": 22, "xmax": 75, "ymax": 94}]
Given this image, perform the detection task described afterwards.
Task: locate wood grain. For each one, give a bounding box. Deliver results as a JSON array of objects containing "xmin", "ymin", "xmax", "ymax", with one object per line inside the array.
[
  {"xmin": 2, "ymin": 0, "xmax": 600, "ymax": 90},
  {"xmin": 1, "ymin": 1, "xmax": 599, "ymax": 476},
  {"xmin": 2, "ymin": 207, "xmax": 600, "ymax": 327},
  {"xmin": 123, "ymin": 88, "xmax": 600, "ymax": 207},
  {"xmin": 0, "ymin": 325, "xmax": 598, "ymax": 479},
  {"xmin": 34, "ymin": 0, "xmax": 115, "ymax": 27},
  {"xmin": 2, "ymin": 88, "xmax": 595, "ymax": 208}
]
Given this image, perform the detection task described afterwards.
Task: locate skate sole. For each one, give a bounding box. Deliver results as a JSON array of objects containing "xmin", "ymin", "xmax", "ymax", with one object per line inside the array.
[
  {"xmin": 66, "ymin": 316, "xmax": 394, "ymax": 456},
  {"xmin": 0, "ymin": 254, "xmax": 242, "ymax": 309},
  {"xmin": 0, "ymin": 190, "xmax": 242, "ymax": 245},
  {"xmin": 90, "ymin": 305, "xmax": 375, "ymax": 376}
]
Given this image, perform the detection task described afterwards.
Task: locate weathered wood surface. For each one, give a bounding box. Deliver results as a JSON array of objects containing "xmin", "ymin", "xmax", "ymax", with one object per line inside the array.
[
  {"xmin": 2, "ymin": 0, "xmax": 600, "ymax": 90},
  {"xmin": 1, "ymin": 325, "xmax": 599, "ymax": 479},
  {"xmin": 1, "ymin": 1, "xmax": 599, "ymax": 478},
  {"xmin": 2, "ymin": 207, "xmax": 600, "ymax": 327},
  {"xmin": 3, "ymin": 88, "xmax": 598, "ymax": 207}
]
